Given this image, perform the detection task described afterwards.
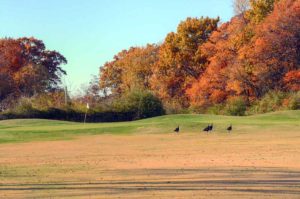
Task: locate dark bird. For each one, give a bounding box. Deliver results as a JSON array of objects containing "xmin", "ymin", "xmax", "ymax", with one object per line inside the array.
[
  {"xmin": 227, "ymin": 124, "xmax": 232, "ymax": 133},
  {"xmin": 174, "ymin": 126, "xmax": 180, "ymax": 133},
  {"xmin": 203, "ymin": 125, "xmax": 210, "ymax": 132},
  {"xmin": 209, "ymin": 124, "xmax": 214, "ymax": 132}
]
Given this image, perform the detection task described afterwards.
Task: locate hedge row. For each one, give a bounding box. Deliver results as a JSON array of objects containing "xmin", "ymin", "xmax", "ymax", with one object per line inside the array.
[{"xmin": 0, "ymin": 108, "xmax": 136, "ymax": 123}]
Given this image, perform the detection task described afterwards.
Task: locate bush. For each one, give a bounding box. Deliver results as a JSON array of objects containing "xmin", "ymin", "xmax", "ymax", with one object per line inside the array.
[
  {"xmin": 0, "ymin": 107, "xmax": 136, "ymax": 123},
  {"xmin": 113, "ymin": 90, "xmax": 165, "ymax": 119},
  {"xmin": 246, "ymin": 91, "xmax": 300, "ymax": 114},
  {"xmin": 246, "ymin": 91, "xmax": 299, "ymax": 114},
  {"xmin": 0, "ymin": 90, "xmax": 165, "ymax": 122},
  {"xmin": 12, "ymin": 97, "xmax": 37, "ymax": 115},
  {"xmin": 163, "ymin": 100, "xmax": 190, "ymax": 114},
  {"xmin": 282, "ymin": 91, "xmax": 300, "ymax": 110},
  {"xmin": 0, "ymin": 95, "xmax": 136, "ymax": 122},
  {"xmin": 257, "ymin": 91, "xmax": 286, "ymax": 113},
  {"xmin": 206, "ymin": 104, "xmax": 225, "ymax": 115},
  {"xmin": 224, "ymin": 97, "xmax": 247, "ymax": 116}
]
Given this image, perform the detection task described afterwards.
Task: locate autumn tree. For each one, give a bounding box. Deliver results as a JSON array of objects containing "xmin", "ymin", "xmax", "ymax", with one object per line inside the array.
[
  {"xmin": 150, "ymin": 17, "xmax": 219, "ymax": 108},
  {"xmin": 0, "ymin": 37, "xmax": 67, "ymax": 104},
  {"xmin": 100, "ymin": 44, "xmax": 159, "ymax": 96},
  {"xmin": 98, "ymin": 0, "xmax": 299, "ymax": 112},
  {"xmin": 0, "ymin": 74, "xmax": 14, "ymax": 102},
  {"xmin": 239, "ymin": 0, "xmax": 300, "ymax": 97},
  {"xmin": 187, "ymin": 16, "xmax": 248, "ymax": 107},
  {"xmin": 187, "ymin": 0, "xmax": 296, "ymax": 107},
  {"xmin": 17, "ymin": 37, "xmax": 67, "ymax": 90},
  {"xmin": 246, "ymin": 0, "xmax": 279, "ymax": 23},
  {"xmin": 284, "ymin": 70, "xmax": 300, "ymax": 92}
]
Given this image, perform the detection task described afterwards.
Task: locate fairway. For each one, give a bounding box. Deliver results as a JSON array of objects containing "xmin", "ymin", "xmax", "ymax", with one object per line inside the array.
[{"xmin": 0, "ymin": 111, "xmax": 300, "ymax": 198}]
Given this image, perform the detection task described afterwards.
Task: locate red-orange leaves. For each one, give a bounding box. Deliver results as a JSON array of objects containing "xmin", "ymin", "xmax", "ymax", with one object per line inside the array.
[
  {"xmin": 151, "ymin": 17, "xmax": 219, "ymax": 108},
  {"xmin": 284, "ymin": 70, "xmax": 300, "ymax": 91}
]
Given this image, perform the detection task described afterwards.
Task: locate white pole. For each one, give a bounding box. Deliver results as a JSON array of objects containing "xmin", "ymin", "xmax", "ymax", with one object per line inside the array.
[
  {"xmin": 84, "ymin": 109, "xmax": 87, "ymax": 124},
  {"xmin": 84, "ymin": 103, "xmax": 89, "ymax": 124}
]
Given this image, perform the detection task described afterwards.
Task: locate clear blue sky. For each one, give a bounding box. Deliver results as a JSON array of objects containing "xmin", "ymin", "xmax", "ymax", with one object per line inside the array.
[{"xmin": 0, "ymin": 0, "xmax": 234, "ymax": 92}]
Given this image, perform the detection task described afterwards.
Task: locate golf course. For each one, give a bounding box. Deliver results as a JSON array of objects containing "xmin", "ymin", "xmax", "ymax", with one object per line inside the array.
[
  {"xmin": 1, "ymin": 0, "xmax": 300, "ymax": 198},
  {"xmin": 0, "ymin": 110, "xmax": 300, "ymax": 198}
]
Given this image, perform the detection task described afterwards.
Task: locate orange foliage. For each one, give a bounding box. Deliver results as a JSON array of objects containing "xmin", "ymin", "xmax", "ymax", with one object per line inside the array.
[
  {"xmin": 0, "ymin": 37, "xmax": 67, "ymax": 101},
  {"xmin": 98, "ymin": 0, "xmax": 300, "ymax": 110},
  {"xmin": 99, "ymin": 44, "xmax": 159, "ymax": 95},
  {"xmin": 284, "ymin": 70, "xmax": 300, "ymax": 91},
  {"xmin": 187, "ymin": 16, "xmax": 247, "ymax": 106},
  {"xmin": 239, "ymin": 0, "xmax": 300, "ymax": 96},
  {"xmin": 151, "ymin": 17, "xmax": 219, "ymax": 107}
]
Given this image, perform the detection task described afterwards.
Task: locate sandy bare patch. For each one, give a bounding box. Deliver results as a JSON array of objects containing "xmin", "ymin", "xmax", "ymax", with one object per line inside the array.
[{"xmin": 1, "ymin": 132, "xmax": 300, "ymax": 198}]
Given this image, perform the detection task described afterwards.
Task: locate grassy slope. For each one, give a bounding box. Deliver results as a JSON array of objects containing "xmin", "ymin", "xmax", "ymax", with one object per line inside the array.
[{"xmin": 0, "ymin": 110, "xmax": 299, "ymax": 144}]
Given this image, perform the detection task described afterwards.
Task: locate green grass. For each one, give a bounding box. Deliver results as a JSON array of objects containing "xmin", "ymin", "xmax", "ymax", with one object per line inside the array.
[{"xmin": 0, "ymin": 110, "xmax": 299, "ymax": 144}]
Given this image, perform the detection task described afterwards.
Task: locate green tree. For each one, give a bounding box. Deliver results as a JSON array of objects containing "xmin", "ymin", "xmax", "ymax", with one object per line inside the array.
[{"xmin": 114, "ymin": 89, "xmax": 165, "ymax": 119}]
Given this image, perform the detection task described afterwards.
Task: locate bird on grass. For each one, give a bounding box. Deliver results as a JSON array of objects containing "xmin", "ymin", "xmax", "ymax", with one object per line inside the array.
[
  {"xmin": 174, "ymin": 126, "xmax": 180, "ymax": 133},
  {"xmin": 203, "ymin": 125, "xmax": 210, "ymax": 133},
  {"xmin": 209, "ymin": 124, "xmax": 214, "ymax": 132},
  {"xmin": 227, "ymin": 124, "xmax": 232, "ymax": 133}
]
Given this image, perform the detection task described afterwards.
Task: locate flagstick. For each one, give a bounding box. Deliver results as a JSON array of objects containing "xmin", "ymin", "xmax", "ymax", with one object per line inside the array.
[
  {"xmin": 84, "ymin": 103, "xmax": 89, "ymax": 125},
  {"xmin": 84, "ymin": 108, "xmax": 88, "ymax": 125}
]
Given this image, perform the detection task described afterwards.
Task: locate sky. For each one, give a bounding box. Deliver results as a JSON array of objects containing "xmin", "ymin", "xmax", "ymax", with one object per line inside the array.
[{"xmin": 0, "ymin": 0, "xmax": 234, "ymax": 93}]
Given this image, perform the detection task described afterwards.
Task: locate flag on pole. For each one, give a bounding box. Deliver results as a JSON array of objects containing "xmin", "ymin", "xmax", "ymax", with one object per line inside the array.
[{"xmin": 86, "ymin": 103, "xmax": 90, "ymax": 109}]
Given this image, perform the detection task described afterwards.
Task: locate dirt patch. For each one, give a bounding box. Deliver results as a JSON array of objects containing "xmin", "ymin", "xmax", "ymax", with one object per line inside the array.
[{"xmin": 1, "ymin": 132, "xmax": 300, "ymax": 198}]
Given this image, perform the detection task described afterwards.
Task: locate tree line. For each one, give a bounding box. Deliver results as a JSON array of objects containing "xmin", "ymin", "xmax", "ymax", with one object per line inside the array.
[
  {"xmin": 99, "ymin": 0, "xmax": 300, "ymax": 114},
  {"xmin": 0, "ymin": 0, "xmax": 299, "ymax": 120}
]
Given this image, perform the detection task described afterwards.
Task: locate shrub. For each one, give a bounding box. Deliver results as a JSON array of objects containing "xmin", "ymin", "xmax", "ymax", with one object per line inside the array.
[
  {"xmin": 113, "ymin": 90, "xmax": 165, "ymax": 119},
  {"xmin": 247, "ymin": 91, "xmax": 300, "ymax": 114},
  {"xmin": 224, "ymin": 97, "xmax": 247, "ymax": 116},
  {"xmin": 0, "ymin": 90, "xmax": 165, "ymax": 122},
  {"xmin": 259, "ymin": 91, "xmax": 285, "ymax": 112},
  {"xmin": 0, "ymin": 106, "xmax": 136, "ymax": 122},
  {"xmin": 163, "ymin": 100, "xmax": 190, "ymax": 114},
  {"xmin": 247, "ymin": 91, "xmax": 288, "ymax": 114},
  {"xmin": 12, "ymin": 97, "xmax": 36, "ymax": 115},
  {"xmin": 206, "ymin": 104, "xmax": 225, "ymax": 115},
  {"xmin": 282, "ymin": 91, "xmax": 300, "ymax": 110}
]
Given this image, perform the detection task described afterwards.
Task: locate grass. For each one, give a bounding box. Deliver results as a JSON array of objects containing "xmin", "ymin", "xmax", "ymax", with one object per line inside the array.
[
  {"xmin": 0, "ymin": 110, "xmax": 299, "ymax": 144},
  {"xmin": 1, "ymin": 110, "xmax": 300, "ymax": 198}
]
